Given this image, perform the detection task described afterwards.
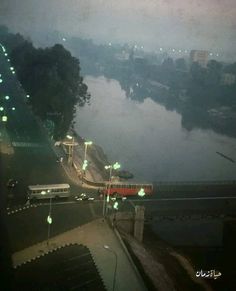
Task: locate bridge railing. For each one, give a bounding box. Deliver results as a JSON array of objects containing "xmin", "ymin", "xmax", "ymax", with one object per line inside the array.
[{"xmin": 154, "ymin": 180, "xmax": 236, "ymax": 186}]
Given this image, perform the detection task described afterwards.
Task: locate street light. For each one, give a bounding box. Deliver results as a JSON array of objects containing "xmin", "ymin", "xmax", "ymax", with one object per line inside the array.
[
  {"xmin": 2, "ymin": 116, "xmax": 7, "ymax": 122},
  {"xmin": 83, "ymin": 141, "xmax": 93, "ymax": 179},
  {"xmin": 103, "ymin": 162, "xmax": 121, "ymax": 216},
  {"xmin": 103, "ymin": 245, "xmax": 118, "ymax": 291},
  {"xmin": 66, "ymin": 134, "xmax": 75, "ymax": 165},
  {"xmin": 43, "ymin": 190, "xmax": 53, "ymax": 245},
  {"xmin": 84, "ymin": 141, "xmax": 93, "ymax": 161},
  {"xmin": 5, "ymin": 95, "xmax": 10, "ymax": 100}
]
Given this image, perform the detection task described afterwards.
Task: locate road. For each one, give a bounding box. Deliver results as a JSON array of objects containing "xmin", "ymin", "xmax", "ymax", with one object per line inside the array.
[{"xmin": 0, "ymin": 49, "xmax": 82, "ymax": 205}]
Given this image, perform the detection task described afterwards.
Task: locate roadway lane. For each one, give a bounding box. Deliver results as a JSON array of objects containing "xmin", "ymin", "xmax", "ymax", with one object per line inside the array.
[
  {"xmin": 0, "ymin": 48, "xmax": 81, "ymax": 205},
  {"xmin": 7, "ymin": 201, "xmax": 102, "ymax": 252}
]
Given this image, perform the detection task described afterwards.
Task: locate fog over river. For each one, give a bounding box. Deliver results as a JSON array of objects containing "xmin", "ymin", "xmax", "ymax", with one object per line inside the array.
[{"xmin": 75, "ymin": 76, "xmax": 236, "ymax": 182}]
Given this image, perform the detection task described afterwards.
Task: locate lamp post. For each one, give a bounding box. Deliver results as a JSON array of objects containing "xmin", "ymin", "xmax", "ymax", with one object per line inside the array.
[
  {"xmin": 83, "ymin": 141, "xmax": 92, "ymax": 178},
  {"xmin": 103, "ymin": 162, "xmax": 121, "ymax": 216},
  {"xmin": 47, "ymin": 195, "xmax": 53, "ymax": 245},
  {"xmin": 66, "ymin": 134, "xmax": 74, "ymax": 165},
  {"xmin": 103, "ymin": 245, "xmax": 118, "ymax": 291},
  {"xmin": 84, "ymin": 141, "xmax": 93, "ymax": 162},
  {"xmin": 40, "ymin": 190, "xmax": 53, "ymax": 245}
]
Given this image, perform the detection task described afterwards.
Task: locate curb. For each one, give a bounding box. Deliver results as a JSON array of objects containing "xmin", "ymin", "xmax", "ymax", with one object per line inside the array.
[{"xmin": 109, "ymin": 219, "xmax": 147, "ymax": 291}]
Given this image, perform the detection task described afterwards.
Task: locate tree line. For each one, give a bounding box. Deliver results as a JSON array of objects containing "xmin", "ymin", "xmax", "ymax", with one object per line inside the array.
[{"xmin": 0, "ymin": 25, "xmax": 90, "ymax": 139}]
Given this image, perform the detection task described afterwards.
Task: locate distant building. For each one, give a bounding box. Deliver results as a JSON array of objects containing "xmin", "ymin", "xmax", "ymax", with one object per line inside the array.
[
  {"xmin": 190, "ymin": 50, "xmax": 209, "ymax": 67},
  {"xmin": 221, "ymin": 73, "xmax": 236, "ymax": 85},
  {"xmin": 114, "ymin": 52, "xmax": 130, "ymax": 61}
]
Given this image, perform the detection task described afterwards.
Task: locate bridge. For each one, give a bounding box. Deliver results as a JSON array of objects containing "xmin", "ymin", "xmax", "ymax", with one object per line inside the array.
[{"xmin": 74, "ymin": 169, "xmax": 236, "ymax": 197}]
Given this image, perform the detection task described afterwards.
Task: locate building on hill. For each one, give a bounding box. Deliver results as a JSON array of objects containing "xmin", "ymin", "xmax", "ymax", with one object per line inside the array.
[
  {"xmin": 221, "ymin": 73, "xmax": 236, "ymax": 85},
  {"xmin": 190, "ymin": 50, "xmax": 209, "ymax": 67}
]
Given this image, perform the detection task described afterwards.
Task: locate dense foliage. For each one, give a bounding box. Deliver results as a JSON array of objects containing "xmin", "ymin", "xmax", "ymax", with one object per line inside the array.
[{"xmin": 0, "ymin": 25, "xmax": 90, "ymax": 139}]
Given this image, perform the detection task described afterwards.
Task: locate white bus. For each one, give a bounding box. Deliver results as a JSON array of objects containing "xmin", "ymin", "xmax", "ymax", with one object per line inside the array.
[{"xmin": 27, "ymin": 184, "xmax": 70, "ymax": 200}]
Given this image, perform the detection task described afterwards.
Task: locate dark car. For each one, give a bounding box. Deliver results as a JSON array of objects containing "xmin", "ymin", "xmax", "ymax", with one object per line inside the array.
[{"xmin": 7, "ymin": 179, "xmax": 18, "ymax": 188}]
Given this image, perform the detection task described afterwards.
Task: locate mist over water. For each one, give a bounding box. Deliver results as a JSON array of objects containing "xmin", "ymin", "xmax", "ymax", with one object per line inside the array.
[{"xmin": 75, "ymin": 76, "xmax": 236, "ymax": 182}]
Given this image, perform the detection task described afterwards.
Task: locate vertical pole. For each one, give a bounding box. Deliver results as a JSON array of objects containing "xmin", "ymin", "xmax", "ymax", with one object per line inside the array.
[
  {"xmin": 47, "ymin": 197, "xmax": 52, "ymax": 245},
  {"xmin": 71, "ymin": 137, "xmax": 74, "ymax": 165},
  {"xmin": 83, "ymin": 143, "xmax": 87, "ymax": 179},
  {"xmin": 106, "ymin": 167, "xmax": 112, "ymax": 216},
  {"xmin": 102, "ymin": 188, "xmax": 106, "ymax": 217},
  {"xmin": 84, "ymin": 143, "xmax": 87, "ymax": 162}
]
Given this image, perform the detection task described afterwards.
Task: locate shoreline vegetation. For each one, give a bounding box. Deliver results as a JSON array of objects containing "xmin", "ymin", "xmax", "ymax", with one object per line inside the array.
[{"xmin": 0, "ymin": 25, "xmax": 90, "ymax": 140}]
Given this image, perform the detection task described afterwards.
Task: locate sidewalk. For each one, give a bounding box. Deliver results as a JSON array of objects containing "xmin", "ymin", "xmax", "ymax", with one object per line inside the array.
[
  {"xmin": 39, "ymin": 119, "xmax": 105, "ymax": 185},
  {"xmin": 36, "ymin": 116, "xmax": 104, "ymax": 186},
  {"xmin": 0, "ymin": 125, "xmax": 14, "ymax": 155},
  {"xmin": 12, "ymin": 218, "xmax": 147, "ymax": 291}
]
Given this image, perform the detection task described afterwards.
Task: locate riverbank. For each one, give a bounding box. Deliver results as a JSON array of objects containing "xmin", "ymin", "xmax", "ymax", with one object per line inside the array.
[
  {"xmin": 71, "ymin": 129, "xmax": 110, "ymax": 181},
  {"xmin": 118, "ymin": 225, "xmax": 211, "ymax": 291}
]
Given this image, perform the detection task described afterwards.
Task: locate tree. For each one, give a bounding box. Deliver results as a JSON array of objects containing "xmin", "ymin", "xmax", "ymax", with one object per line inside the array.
[
  {"xmin": 206, "ymin": 60, "xmax": 222, "ymax": 86},
  {"xmin": 175, "ymin": 58, "xmax": 187, "ymax": 71},
  {"xmin": 10, "ymin": 40, "xmax": 90, "ymax": 139},
  {"xmin": 161, "ymin": 57, "xmax": 175, "ymax": 72},
  {"xmin": 224, "ymin": 62, "xmax": 236, "ymax": 75}
]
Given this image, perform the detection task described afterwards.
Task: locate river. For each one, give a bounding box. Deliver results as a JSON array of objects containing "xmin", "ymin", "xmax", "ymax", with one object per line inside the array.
[{"xmin": 75, "ymin": 75, "xmax": 236, "ymax": 183}]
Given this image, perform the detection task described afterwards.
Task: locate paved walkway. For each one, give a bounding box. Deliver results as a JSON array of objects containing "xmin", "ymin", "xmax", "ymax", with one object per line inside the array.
[
  {"xmin": 37, "ymin": 116, "xmax": 104, "ymax": 186},
  {"xmin": 38, "ymin": 117, "xmax": 105, "ymax": 186},
  {"xmin": 0, "ymin": 125, "xmax": 14, "ymax": 155},
  {"xmin": 12, "ymin": 218, "xmax": 147, "ymax": 291}
]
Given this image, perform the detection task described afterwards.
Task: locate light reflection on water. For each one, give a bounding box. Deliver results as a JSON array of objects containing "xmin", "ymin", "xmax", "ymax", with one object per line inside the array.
[{"xmin": 75, "ymin": 75, "xmax": 236, "ymax": 182}]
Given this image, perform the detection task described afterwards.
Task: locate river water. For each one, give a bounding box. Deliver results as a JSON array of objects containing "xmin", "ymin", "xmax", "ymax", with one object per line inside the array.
[{"xmin": 75, "ymin": 75, "xmax": 236, "ymax": 183}]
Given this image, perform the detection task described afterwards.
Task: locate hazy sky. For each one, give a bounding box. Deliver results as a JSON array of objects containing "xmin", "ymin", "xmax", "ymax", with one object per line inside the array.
[{"xmin": 1, "ymin": 0, "xmax": 236, "ymax": 53}]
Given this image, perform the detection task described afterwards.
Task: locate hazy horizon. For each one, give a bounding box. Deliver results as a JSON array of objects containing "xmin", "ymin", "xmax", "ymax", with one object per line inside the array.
[{"xmin": 1, "ymin": 0, "xmax": 236, "ymax": 56}]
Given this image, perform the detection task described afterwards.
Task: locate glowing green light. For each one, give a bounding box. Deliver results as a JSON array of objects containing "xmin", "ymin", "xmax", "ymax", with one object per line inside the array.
[
  {"xmin": 4, "ymin": 53, "xmax": 7, "ymax": 56},
  {"xmin": 47, "ymin": 215, "xmax": 52, "ymax": 224},
  {"xmin": 26, "ymin": 94, "xmax": 30, "ymax": 98},
  {"xmin": 113, "ymin": 162, "xmax": 121, "ymax": 170},
  {"xmin": 85, "ymin": 141, "xmax": 93, "ymax": 145},
  {"xmin": 12, "ymin": 107, "xmax": 15, "ymax": 111},
  {"xmin": 10, "ymin": 67, "xmax": 14, "ymax": 71},
  {"xmin": 113, "ymin": 201, "xmax": 119, "ymax": 210},
  {"xmin": 7, "ymin": 59, "xmax": 10, "ymax": 62},
  {"xmin": 12, "ymin": 71, "xmax": 15, "ymax": 74},
  {"xmin": 138, "ymin": 188, "xmax": 145, "ymax": 197},
  {"xmin": 0, "ymin": 107, "xmax": 4, "ymax": 111},
  {"xmin": 2, "ymin": 116, "xmax": 7, "ymax": 122},
  {"xmin": 5, "ymin": 96, "xmax": 10, "ymax": 100},
  {"xmin": 0, "ymin": 78, "xmax": 3, "ymax": 83},
  {"xmin": 82, "ymin": 159, "xmax": 88, "ymax": 170}
]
